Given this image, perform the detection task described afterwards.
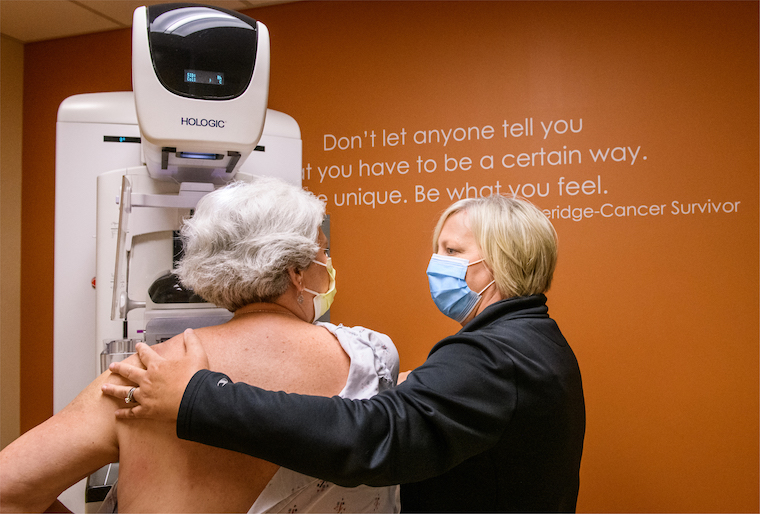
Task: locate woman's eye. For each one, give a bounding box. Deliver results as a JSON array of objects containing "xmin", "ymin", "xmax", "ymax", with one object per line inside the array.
[{"xmin": 324, "ymin": 247, "xmax": 330, "ymax": 257}]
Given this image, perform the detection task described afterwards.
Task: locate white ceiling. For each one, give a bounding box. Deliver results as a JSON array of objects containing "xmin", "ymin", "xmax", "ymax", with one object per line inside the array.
[{"xmin": 0, "ymin": 0, "xmax": 293, "ymax": 43}]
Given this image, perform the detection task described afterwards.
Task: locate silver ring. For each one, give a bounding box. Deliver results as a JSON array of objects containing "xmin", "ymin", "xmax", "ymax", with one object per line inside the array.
[{"xmin": 125, "ymin": 387, "xmax": 136, "ymax": 404}]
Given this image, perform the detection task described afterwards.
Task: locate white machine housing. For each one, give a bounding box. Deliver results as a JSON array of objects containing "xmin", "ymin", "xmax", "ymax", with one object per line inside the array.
[
  {"xmin": 132, "ymin": 4, "xmax": 270, "ymax": 183},
  {"xmin": 55, "ymin": 92, "xmax": 301, "ymax": 412},
  {"xmin": 53, "ymin": 5, "xmax": 298, "ymax": 509},
  {"xmin": 54, "ymin": 91, "xmax": 301, "ymax": 513}
]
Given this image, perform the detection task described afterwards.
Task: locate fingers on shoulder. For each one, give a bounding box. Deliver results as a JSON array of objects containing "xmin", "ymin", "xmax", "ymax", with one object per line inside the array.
[
  {"xmin": 101, "ymin": 383, "xmax": 133, "ymax": 399},
  {"xmin": 115, "ymin": 406, "xmax": 141, "ymax": 419},
  {"xmin": 104, "ymin": 363, "xmax": 137, "ymax": 387},
  {"xmin": 136, "ymin": 341, "xmax": 165, "ymax": 362},
  {"xmin": 183, "ymin": 328, "xmax": 208, "ymax": 357}
]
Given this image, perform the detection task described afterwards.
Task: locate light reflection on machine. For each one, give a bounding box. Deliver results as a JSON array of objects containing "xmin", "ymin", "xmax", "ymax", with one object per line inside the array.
[{"xmin": 53, "ymin": 4, "xmax": 303, "ymax": 511}]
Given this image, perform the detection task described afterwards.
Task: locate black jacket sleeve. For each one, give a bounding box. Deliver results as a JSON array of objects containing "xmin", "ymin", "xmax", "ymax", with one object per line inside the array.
[{"xmin": 177, "ymin": 333, "xmax": 517, "ymax": 487}]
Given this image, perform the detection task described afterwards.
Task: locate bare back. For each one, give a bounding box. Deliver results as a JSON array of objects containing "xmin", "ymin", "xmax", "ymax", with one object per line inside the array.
[{"xmin": 113, "ymin": 314, "xmax": 349, "ymax": 512}]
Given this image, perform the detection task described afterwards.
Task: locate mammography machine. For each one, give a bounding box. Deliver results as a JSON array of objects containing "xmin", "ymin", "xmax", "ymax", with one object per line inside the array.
[{"xmin": 53, "ymin": 4, "xmax": 301, "ymax": 510}]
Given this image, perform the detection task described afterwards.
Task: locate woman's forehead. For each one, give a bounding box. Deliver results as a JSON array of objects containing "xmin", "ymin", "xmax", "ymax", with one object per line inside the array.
[{"xmin": 442, "ymin": 211, "xmax": 471, "ymax": 235}]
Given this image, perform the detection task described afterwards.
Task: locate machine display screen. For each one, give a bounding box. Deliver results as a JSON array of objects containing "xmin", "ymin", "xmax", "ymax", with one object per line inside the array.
[
  {"xmin": 147, "ymin": 4, "xmax": 257, "ymax": 100},
  {"xmin": 185, "ymin": 69, "xmax": 224, "ymax": 86}
]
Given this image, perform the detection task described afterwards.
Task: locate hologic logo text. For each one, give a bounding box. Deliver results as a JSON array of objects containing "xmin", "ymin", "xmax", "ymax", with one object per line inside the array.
[{"xmin": 181, "ymin": 117, "xmax": 225, "ymax": 128}]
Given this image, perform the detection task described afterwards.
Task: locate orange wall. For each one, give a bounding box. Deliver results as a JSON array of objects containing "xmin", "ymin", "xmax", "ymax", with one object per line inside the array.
[{"xmin": 20, "ymin": 2, "xmax": 758, "ymax": 512}]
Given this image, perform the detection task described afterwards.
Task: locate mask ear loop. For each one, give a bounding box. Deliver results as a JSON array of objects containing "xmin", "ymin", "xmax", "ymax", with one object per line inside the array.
[
  {"xmin": 470, "ymin": 256, "xmax": 496, "ymax": 302},
  {"xmin": 467, "ymin": 257, "xmax": 495, "ymax": 294},
  {"xmin": 303, "ymin": 258, "xmax": 333, "ymax": 296},
  {"xmin": 478, "ymin": 280, "xmax": 496, "ymax": 295},
  {"xmin": 461, "ymin": 279, "xmax": 496, "ymax": 322}
]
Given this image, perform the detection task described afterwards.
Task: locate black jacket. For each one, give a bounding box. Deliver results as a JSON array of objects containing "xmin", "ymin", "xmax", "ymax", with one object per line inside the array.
[{"xmin": 178, "ymin": 295, "xmax": 586, "ymax": 512}]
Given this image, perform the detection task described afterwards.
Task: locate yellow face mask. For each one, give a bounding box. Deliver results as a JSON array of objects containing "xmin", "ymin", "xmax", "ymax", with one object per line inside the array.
[{"xmin": 303, "ymin": 258, "xmax": 336, "ymax": 323}]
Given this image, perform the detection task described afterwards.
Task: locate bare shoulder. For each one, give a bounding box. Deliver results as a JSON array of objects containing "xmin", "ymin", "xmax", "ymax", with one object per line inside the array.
[
  {"xmin": 114, "ymin": 318, "xmax": 350, "ymax": 395},
  {"xmin": 207, "ymin": 317, "xmax": 350, "ymax": 395},
  {"xmin": 273, "ymin": 318, "xmax": 347, "ymax": 359},
  {"xmin": 136, "ymin": 328, "xmax": 212, "ymax": 360}
]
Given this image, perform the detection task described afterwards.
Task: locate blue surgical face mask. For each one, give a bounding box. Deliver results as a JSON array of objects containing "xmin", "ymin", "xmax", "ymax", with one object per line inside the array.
[{"xmin": 426, "ymin": 254, "xmax": 495, "ymax": 323}]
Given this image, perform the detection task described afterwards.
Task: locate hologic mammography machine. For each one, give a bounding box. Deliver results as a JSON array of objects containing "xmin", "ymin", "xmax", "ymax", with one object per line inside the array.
[{"xmin": 53, "ymin": 4, "xmax": 301, "ymax": 510}]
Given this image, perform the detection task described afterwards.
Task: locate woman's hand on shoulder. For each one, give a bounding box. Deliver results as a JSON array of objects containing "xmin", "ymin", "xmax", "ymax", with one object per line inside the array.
[{"xmin": 101, "ymin": 329, "xmax": 210, "ymax": 422}]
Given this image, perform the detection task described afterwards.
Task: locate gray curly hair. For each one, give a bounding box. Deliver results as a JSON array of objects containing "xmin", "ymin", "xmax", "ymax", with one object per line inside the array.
[{"xmin": 175, "ymin": 177, "xmax": 325, "ymax": 311}]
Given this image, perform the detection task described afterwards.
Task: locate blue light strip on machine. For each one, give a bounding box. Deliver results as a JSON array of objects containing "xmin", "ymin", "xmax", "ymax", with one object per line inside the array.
[
  {"xmin": 177, "ymin": 152, "xmax": 223, "ymax": 160},
  {"xmin": 104, "ymin": 136, "xmax": 141, "ymax": 143}
]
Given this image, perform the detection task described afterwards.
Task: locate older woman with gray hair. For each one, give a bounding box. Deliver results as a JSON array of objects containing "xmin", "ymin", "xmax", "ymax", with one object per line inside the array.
[
  {"xmin": 0, "ymin": 177, "xmax": 400, "ymax": 513},
  {"xmin": 177, "ymin": 178, "xmax": 333, "ymax": 318},
  {"xmin": 106, "ymin": 194, "xmax": 586, "ymax": 513}
]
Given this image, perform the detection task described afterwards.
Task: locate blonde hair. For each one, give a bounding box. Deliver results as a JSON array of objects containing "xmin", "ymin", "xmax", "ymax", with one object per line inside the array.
[
  {"xmin": 432, "ymin": 195, "xmax": 558, "ymax": 298},
  {"xmin": 175, "ymin": 177, "xmax": 325, "ymax": 311}
]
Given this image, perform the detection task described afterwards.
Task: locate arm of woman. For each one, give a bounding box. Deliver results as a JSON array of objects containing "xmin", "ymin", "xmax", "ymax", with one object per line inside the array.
[
  {"xmin": 0, "ymin": 359, "xmax": 138, "ymax": 512},
  {"xmin": 177, "ymin": 333, "xmax": 517, "ymax": 487}
]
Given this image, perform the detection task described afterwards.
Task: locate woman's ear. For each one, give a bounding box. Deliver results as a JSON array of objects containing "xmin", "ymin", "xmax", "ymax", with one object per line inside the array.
[{"xmin": 287, "ymin": 268, "xmax": 304, "ymax": 291}]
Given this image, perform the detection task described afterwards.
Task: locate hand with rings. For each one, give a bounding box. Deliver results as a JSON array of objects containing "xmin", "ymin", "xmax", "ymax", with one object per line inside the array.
[{"xmin": 101, "ymin": 328, "xmax": 210, "ymax": 422}]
